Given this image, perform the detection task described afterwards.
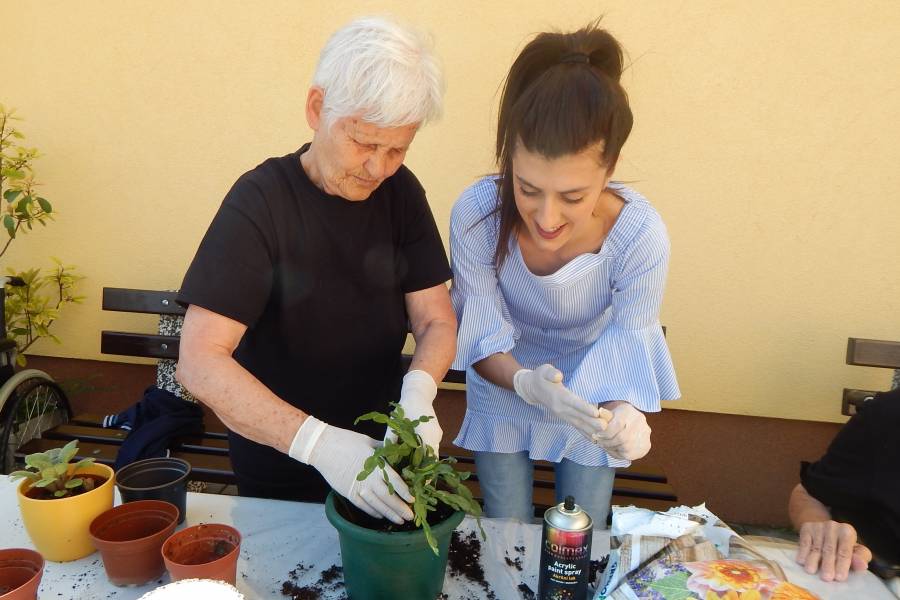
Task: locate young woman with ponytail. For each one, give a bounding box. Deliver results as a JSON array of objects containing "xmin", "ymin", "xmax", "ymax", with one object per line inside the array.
[{"xmin": 449, "ymin": 22, "xmax": 680, "ymax": 525}]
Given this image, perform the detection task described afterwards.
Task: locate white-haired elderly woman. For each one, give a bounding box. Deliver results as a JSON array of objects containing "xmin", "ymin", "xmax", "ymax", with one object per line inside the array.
[{"xmin": 175, "ymin": 16, "xmax": 455, "ymax": 524}]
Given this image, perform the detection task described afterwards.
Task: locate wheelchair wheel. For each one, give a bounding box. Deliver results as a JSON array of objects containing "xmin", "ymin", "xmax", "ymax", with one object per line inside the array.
[{"xmin": 0, "ymin": 369, "xmax": 72, "ymax": 474}]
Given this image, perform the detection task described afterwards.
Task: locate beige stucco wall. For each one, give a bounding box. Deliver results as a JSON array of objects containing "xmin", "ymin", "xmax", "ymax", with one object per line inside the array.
[{"xmin": 4, "ymin": 1, "xmax": 899, "ymax": 422}]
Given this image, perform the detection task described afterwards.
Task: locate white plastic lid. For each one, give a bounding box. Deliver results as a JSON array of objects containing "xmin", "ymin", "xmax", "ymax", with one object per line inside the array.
[{"xmin": 138, "ymin": 579, "xmax": 244, "ymax": 599}]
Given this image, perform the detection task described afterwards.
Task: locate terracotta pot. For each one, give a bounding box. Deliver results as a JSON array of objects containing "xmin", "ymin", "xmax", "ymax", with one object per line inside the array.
[
  {"xmin": 0, "ymin": 548, "xmax": 43, "ymax": 600},
  {"xmin": 17, "ymin": 463, "xmax": 115, "ymax": 562},
  {"xmin": 161, "ymin": 523, "xmax": 241, "ymax": 585},
  {"xmin": 89, "ymin": 500, "xmax": 179, "ymax": 586}
]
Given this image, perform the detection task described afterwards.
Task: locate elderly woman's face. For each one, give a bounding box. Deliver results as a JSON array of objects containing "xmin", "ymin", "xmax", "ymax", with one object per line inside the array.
[{"xmin": 313, "ymin": 117, "xmax": 419, "ymax": 201}]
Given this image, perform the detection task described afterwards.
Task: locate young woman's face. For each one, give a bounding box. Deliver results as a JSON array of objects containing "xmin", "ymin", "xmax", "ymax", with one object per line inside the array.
[{"xmin": 512, "ymin": 143, "xmax": 612, "ymax": 253}]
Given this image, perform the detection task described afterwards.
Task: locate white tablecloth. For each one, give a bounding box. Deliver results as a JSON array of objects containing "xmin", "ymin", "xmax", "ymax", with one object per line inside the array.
[{"xmin": 1, "ymin": 477, "xmax": 894, "ymax": 599}]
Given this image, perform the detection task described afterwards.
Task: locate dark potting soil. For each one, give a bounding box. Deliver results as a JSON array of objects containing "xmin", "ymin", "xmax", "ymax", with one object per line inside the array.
[
  {"xmin": 176, "ymin": 540, "xmax": 235, "ymax": 565},
  {"xmin": 281, "ymin": 562, "xmax": 345, "ymax": 600},
  {"xmin": 517, "ymin": 582, "xmax": 536, "ymax": 599},
  {"xmin": 447, "ymin": 530, "xmax": 497, "ymax": 600},
  {"xmin": 589, "ymin": 556, "xmax": 609, "ymax": 584},
  {"xmin": 24, "ymin": 473, "xmax": 107, "ymax": 500},
  {"xmin": 504, "ymin": 552, "xmax": 523, "ymax": 571},
  {"xmin": 334, "ymin": 494, "xmax": 456, "ymax": 533}
]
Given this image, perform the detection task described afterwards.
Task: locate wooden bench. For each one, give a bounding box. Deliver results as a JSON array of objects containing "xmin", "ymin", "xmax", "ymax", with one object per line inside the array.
[
  {"xmin": 841, "ymin": 337, "xmax": 900, "ymax": 415},
  {"xmin": 17, "ymin": 287, "xmax": 678, "ymax": 515}
]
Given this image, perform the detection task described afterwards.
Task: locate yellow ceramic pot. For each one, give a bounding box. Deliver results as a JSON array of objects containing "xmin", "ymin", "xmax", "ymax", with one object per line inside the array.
[{"xmin": 17, "ymin": 462, "xmax": 115, "ymax": 562}]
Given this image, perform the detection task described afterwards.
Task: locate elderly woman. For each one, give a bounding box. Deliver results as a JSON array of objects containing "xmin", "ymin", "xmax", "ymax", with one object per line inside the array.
[{"xmin": 175, "ymin": 16, "xmax": 456, "ymax": 525}]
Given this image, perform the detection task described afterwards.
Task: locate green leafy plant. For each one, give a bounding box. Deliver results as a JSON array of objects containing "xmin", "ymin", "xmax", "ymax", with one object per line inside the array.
[
  {"xmin": 10, "ymin": 439, "xmax": 96, "ymax": 498},
  {"xmin": 355, "ymin": 404, "xmax": 485, "ymax": 555},
  {"xmin": 0, "ymin": 104, "xmax": 84, "ymax": 364}
]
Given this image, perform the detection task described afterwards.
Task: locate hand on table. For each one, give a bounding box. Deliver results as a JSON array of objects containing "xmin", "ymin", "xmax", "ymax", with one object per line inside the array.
[
  {"xmin": 590, "ymin": 401, "xmax": 651, "ymax": 461},
  {"xmin": 289, "ymin": 416, "xmax": 414, "ymax": 524},
  {"xmin": 796, "ymin": 520, "xmax": 872, "ymax": 582},
  {"xmin": 385, "ymin": 370, "xmax": 442, "ymax": 456},
  {"xmin": 513, "ymin": 364, "xmax": 611, "ymax": 442}
]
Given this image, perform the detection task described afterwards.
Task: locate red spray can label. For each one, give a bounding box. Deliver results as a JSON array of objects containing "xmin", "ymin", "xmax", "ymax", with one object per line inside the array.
[{"xmin": 538, "ymin": 495, "xmax": 592, "ymax": 600}]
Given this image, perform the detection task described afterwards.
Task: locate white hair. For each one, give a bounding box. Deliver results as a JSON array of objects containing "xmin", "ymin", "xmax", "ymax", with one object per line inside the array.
[{"xmin": 313, "ymin": 16, "xmax": 444, "ymax": 128}]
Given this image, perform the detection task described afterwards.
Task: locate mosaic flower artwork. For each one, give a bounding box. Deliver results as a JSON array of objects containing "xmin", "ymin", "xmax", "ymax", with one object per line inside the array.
[
  {"xmin": 685, "ymin": 560, "xmax": 779, "ymax": 594},
  {"xmin": 617, "ymin": 559, "xmax": 819, "ymax": 600}
]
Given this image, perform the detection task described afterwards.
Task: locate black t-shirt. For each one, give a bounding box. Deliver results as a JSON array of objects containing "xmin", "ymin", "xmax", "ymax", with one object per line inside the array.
[
  {"xmin": 177, "ymin": 145, "xmax": 451, "ymax": 484},
  {"xmin": 800, "ymin": 388, "xmax": 900, "ymax": 563}
]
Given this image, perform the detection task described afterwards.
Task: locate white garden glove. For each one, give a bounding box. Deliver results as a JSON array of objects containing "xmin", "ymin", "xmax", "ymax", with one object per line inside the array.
[
  {"xmin": 385, "ymin": 370, "xmax": 442, "ymax": 456},
  {"xmin": 289, "ymin": 416, "xmax": 414, "ymax": 524},
  {"xmin": 590, "ymin": 402, "xmax": 651, "ymax": 461},
  {"xmin": 513, "ymin": 364, "xmax": 611, "ymax": 442}
]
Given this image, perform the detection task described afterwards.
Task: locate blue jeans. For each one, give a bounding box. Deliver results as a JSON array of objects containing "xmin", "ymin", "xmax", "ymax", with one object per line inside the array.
[{"xmin": 474, "ymin": 451, "xmax": 615, "ymax": 527}]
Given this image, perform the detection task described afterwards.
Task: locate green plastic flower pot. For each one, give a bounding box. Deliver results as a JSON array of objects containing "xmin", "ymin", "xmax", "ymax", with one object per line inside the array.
[{"xmin": 325, "ymin": 491, "xmax": 464, "ymax": 599}]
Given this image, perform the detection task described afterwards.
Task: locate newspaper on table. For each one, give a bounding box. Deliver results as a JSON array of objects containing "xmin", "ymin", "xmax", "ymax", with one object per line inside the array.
[{"xmin": 594, "ymin": 504, "xmax": 820, "ymax": 600}]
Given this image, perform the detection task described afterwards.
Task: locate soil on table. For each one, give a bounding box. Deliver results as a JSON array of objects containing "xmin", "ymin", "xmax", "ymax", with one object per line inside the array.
[
  {"xmin": 447, "ymin": 530, "xmax": 497, "ymax": 599},
  {"xmin": 24, "ymin": 473, "xmax": 107, "ymax": 500},
  {"xmin": 280, "ymin": 562, "xmax": 346, "ymax": 600}
]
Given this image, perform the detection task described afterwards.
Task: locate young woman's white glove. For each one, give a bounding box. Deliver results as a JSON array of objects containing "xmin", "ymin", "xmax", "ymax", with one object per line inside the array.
[
  {"xmin": 289, "ymin": 416, "xmax": 414, "ymax": 524},
  {"xmin": 513, "ymin": 364, "xmax": 610, "ymax": 442},
  {"xmin": 385, "ymin": 370, "xmax": 442, "ymax": 456},
  {"xmin": 590, "ymin": 402, "xmax": 651, "ymax": 461}
]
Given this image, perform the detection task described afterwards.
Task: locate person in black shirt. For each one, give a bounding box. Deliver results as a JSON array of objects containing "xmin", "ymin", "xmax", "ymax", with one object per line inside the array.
[
  {"xmin": 175, "ymin": 16, "xmax": 456, "ymax": 524},
  {"xmin": 790, "ymin": 387, "xmax": 900, "ymax": 582}
]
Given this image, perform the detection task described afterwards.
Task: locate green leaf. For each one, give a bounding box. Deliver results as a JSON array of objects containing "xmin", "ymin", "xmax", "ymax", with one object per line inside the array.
[
  {"xmin": 3, "ymin": 189, "xmax": 21, "ymax": 202},
  {"xmin": 647, "ymin": 571, "xmax": 692, "ymax": 600},
  {"xmin": 24, "ymin": 453, "xmax": 52, "ymax": 470},
  {"xmin": 72, "ymin": 458, "xmax": 94, "ymax": 472},
  {"xmin": 34, "ymin": 478, "xmax": 56, "ymax": 488},
  {"xmin": 3, "ymin": 214, "xmax": 15, "ymax": 237},
  {"xmin": 8, "ymin": 470, "xmax": 39, "ymax": 481},
  {"xmin": 65, "ymin": 478, "xmax": 83, "ymax": 489},
  {"xmin": 53, "ymin": 490, "xmax": 69, "ymax": 498},
  {"xmin": 36, "ymin": 197, "xmax": 51, "ymax": 213},
  {"xmin": 354, "ymin": 411, "xmax": 389, "ymax": 425}
]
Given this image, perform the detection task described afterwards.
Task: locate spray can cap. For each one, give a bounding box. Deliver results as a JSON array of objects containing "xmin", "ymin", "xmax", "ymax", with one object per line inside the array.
[{"xmin": 545, "ymin": 495, "xmax": 592, "ymax": 530}]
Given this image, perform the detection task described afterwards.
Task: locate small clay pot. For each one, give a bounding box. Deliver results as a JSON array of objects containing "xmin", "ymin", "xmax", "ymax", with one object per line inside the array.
[
  {"xmin": 89, "ymin": 500, "xmax": 179, "ymax": 586},
  {"xmin": 116, "ymin": 458, "xmax": 191, "ymax": 524},
  {"xmin": 161, "ymin": 523, "xmax": 241, "ymax": 585},
  {"xmin": 0, "ymin": 548, "xmax": 43, "ymax": 600}
]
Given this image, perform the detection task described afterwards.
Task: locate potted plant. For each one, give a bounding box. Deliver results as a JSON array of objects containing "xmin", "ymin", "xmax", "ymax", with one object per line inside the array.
[
  {"xmin": 161, "ymin": 523, "xmax": 241, "ymax": 585},
  {"xmin": 89, "ymin": 499, "xmax": 179, "ymax": 586},
  {"xmin": 0, "ymin": 548, "xmax": 43, "ymax": 600},
  {"xmin": 0, "ymin": 104, "xmax": 83, "ymax": 366},
  {"xmin": 10, "ymin": 439, "xmax": 114, "ymax": 561},
  {"xmin": 325, "ymin": 405, "xmax": 484, "ymax": 599}
]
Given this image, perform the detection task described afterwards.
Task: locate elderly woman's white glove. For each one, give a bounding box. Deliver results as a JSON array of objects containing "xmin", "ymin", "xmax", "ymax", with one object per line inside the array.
[
  {"xmin": 590, "ymin": 402, "xmax": 651, "ymax": 461},
  {"xmin": 289, "ymin": 416, "xmax": 414, "ymax": 524},
  {"xmin": 513, "ymin": 364, "xmax": 610, "ymax": 442},
  {"xmin": 385, "ymin": 370, "xmax": 442, "ymax": 456}
]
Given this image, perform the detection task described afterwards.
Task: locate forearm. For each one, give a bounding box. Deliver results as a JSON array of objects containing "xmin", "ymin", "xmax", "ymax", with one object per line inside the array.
[
  {"xmin": 789, "ymin": 483, "xmax": 833, "ymax": 529},
  {"xmin": 473, "ymin": 352, "xmax": 522, "ymax": 391},
  {"xmin": 408, "ymin": 317, "xmax": 457, "ymax": 383},
  {"xmin": 176, "ymin": 352, "xmax": 305, "ymax": 454}
]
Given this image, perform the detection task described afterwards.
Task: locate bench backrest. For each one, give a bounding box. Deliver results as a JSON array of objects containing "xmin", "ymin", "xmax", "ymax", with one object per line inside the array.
[
  {"xmin": 100, "ymin": 287, "xmax": 466, "ymax": 383},
  {"xmin": 842, "ymin": 337, "xmax": 900, "ymax": 415}
]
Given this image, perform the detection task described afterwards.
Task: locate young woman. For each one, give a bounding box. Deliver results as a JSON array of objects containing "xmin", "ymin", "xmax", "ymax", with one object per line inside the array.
[{"xmin": 449, "ymin": 22, "xmax": 680, "ymax": 526}]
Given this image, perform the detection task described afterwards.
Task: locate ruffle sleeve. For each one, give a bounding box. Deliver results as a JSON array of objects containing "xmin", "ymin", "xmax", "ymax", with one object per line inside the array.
[
  {"xmin": 566, "ymin": 320, "xmax": 679, "ymax": 412},
  {"xmin": 448, "ymin": 178, "xmax": 518, "ymax": 370},
  {"xmin": 566, "ymin": 208, "xmax": 680, "ymax": 410}
]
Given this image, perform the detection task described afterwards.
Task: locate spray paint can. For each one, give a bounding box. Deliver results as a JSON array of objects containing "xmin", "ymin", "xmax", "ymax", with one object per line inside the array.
[{"xmin": 538, "ymin": 495, "xmax": 592, "ymax": 600}]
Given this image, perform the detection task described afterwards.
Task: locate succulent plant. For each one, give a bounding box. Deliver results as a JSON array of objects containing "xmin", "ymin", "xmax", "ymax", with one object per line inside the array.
[{"xmin": 10, "ymin": 439, "xmax": 96, "ymax": 498}]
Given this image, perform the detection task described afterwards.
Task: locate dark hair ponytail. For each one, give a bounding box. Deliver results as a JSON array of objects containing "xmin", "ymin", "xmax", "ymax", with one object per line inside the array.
[{"xmin": 492, "ymin": 21, "xmax": 633, "ymax": 268}]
